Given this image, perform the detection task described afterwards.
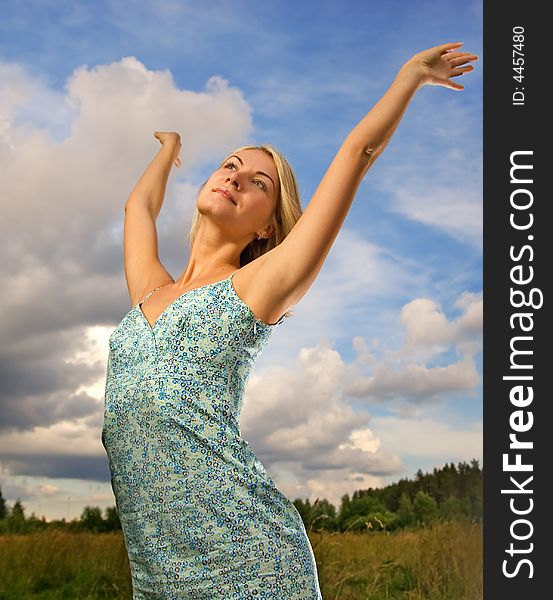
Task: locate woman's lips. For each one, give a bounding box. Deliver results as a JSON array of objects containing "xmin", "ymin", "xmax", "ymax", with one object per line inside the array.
[{"xmin": 214, "ymin": 188, "xmax": 236, "ymax": 205}]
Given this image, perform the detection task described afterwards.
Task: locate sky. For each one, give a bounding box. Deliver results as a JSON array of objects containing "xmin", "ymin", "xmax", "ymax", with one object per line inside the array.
[{"xmin": 0, "ymin": 0, "xmax": 483, "ymax": 521}]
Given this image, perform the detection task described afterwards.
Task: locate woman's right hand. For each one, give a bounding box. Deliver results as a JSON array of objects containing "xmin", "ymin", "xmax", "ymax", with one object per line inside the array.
[
  {"xmin": 154, "ymin": 131, "xmax": 182, "ymax": 168},
  {"xmin": 400, "ymin": 42, "xmax": 478, "ymax": 91}
]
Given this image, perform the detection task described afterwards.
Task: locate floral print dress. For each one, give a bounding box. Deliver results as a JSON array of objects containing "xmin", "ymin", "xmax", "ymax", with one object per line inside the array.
[{"xmin": 102, "ymin": 271, "xmax": 322, "ymax": 599}]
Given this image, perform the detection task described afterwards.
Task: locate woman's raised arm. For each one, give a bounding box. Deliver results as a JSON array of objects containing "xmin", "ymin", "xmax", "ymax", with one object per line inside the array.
[
  {"xmin": 264, "ymin": 42, "xmax": 478, "ymax": 310},
  {"xmin": 123, "ymin": 132, "xmax": 181, "ymax": 305}
]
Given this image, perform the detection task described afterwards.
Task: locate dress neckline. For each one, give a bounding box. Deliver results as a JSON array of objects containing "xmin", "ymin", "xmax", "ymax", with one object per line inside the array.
[
  {"xmin": 136, "ymin": 272, "xmax": 236, "ymax": 331},
  {"xmin": 135, "ymin": 271, "xmax": 285, "ymax": 331}
]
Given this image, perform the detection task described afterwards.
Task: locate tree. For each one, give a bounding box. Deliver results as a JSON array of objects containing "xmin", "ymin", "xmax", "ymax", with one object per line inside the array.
[
  {"xmin": 80, "ymin": 506, "xmax": 105, "ymax": 532},
  {"xmin": 309, "ymin": 498, "xmax": 337, "ymax": 532},
  {"xmin": 397, "ymin": 492, "xmax": 414, "ymax": 527},
  {"xmin": 439, "ymin": 495, "xmax": 465, "ymax": 520},
  {"xmin": 0, "ymin": 485, "xmax": 7, "ymax": 520},
  {"xmin": 292, "ymin": 498, "xmax": 311, "ymax": 526},
  {"xmin": 104, "ymin": 506, "xmax": 122, "ymax": 531},
  {"xmin": 2, "ymin": 498, "xmax": 28, "ymax": 533},
  {"xmin": 293, "ymin": 498, "xmax": 338, "ymax": 531},
  {"xmin": 11, "ymin": 498, "xmax": 25, "ymax": 520},
  {"xmin": 413, "ymin": 490, "xmax": 438, "ymax": 526}
]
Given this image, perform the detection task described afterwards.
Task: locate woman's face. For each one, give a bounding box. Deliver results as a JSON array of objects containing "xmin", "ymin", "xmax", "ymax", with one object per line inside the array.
[{"xmin": 197, "ymin": 148, "xmax": 280, "ymax": 240}]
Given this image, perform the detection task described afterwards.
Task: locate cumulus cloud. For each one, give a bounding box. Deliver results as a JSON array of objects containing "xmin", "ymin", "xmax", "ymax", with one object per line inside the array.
[
  {"xmin": 345, "ymin": 290, "xmax": 482, "ymax": 404},
  {"xmin": 347, "ymin": 357, "xmax": 479, "ymax": 404},
  {"xmin": 372, "ymin": 415, "xmax": 483, "ymax": 463},
  {"xmin": 278, "ymin": 471, "xmax": 387, "ymax": 510},
  {"xmin": 0, "ymin": 57, "xmax": 254, "ymax": 433},
  {"xmin": 238, "ymin": 340, "xmax": 405, "ymax": 507},
  {"xmin": 400, "ymin": 292, "xmax": 483, "ymax": 357}
]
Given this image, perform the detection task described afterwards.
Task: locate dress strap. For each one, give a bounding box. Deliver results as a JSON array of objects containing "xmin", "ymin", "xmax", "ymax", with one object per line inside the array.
[
  {"xmin": 137, "ymin": 286, "xmax": 163, "ymax": 307},
  {"xmin": 228, "ymin": 270, "xmax": 286, "ymax": 329}
]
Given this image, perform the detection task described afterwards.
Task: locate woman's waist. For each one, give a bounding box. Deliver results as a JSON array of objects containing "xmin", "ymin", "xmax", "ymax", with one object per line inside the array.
[
  {"xmin": 105, "ymin": 362, "xmax": 244, "ymax": 393},
  {"xmin": 103, "ymin": 373, "xmax": 244, "ymax": 432}
]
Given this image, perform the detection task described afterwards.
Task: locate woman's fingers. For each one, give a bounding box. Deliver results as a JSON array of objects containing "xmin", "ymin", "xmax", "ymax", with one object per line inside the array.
[
  {"xmin": 153, "ymin": 131, "xmax": 181, "ymax": 143},
  {"xmin": 450, "ymin": 65, "xmax": 475, "ymax": 77},
  {"xmin": 437, "ymin": 41, "xmax": 463, "ymax": 55},
  {"xmin": 444, "ymin": 79, "xmax": 465, "ymax": 91},
  {"xmin": 447, "ymin": 54, "xmax": 479, "ymax": 68},
  {"xmin": 153, "ymin": 131, "xmax": 182, "ymax": 166},
  {"xmin": 445, "ymin": 51, "xmax": 477, "ymax": 59},
  {"xmin": 449, "ymin": 57, "xmax": 478, "ymax": 69},
  {"xmin": 446, "ymin": 52, "xmax": 478, "ymax": 62},
  {"xmin": 410, "ymin": 42, "xmax": 477, "ymax": 91},
  {"xmin": 445, "ymin": 51, "xmax": 478, "ymax": 80}
]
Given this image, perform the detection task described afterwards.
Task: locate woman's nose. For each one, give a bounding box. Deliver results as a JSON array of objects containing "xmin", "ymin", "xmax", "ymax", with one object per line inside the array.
[{"xmin": 226, "ymin": 172, "xmax": 239, "ymax": 188}]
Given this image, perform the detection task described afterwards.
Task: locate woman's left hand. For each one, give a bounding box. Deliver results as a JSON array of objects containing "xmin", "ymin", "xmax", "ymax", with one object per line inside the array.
[{"xmin": 402, "ymin": 42, "xmax": 479, "ymax": 91}]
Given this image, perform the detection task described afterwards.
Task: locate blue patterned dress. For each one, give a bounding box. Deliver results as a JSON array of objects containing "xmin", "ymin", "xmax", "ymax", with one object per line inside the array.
[{"xmin": 102, "ymin": 271, "xmax": 322, "ymax": 599}]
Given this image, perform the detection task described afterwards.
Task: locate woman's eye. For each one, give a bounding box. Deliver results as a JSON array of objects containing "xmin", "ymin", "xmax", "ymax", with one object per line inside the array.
[{"xmin": 223, "ymin": 162, "xmax": 266, "ymax": 191}]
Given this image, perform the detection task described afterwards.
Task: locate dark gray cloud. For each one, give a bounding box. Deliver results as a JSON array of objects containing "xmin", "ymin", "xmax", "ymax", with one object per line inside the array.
[
  {"xmin": 2, "ymin": 453, "xmax": 110, "ymax": 482},
  {"xmin": 0, "ymin": 334, "xmax": 104, "ymax": 431}
]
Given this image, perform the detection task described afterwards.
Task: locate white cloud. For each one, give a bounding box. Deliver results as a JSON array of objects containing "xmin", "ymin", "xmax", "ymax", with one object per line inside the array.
[
  {"xmin": 0, "ymin": 62, "xmax": 76, "ymax": 141},
  {"xmin": 400, "ymin": 293, "xmax": 483, "ymax": 355},
  {"xmin": 0, "ymin": 419, "xmax": 103, "ymax": 457},
  {"xmin": 346, "ymin": 356, "xmax": 479, "ymax": 403},
  {"xmin": 1, "ymin": 56, "xmax": 253, "ymax": 278},
  {"xmin": 391, "ymin": 183, "xmax": 482, "ymax": 247},
  {"xmin": 373, "ymin": 98, "xmax": 482, "ymax": 248},
  {"xmin": 278, "ymin": 470, "xmax": 387, "ymax": 510},
  {"xmin": 339, "ymin": 428, "xmax": 381, "ymax": 453},
  {"xmin": 239, "ymin": 340, "xmax": 406, "ymax": 508},
  {"xmin": 372, "ymin": 415, "xmax": 482, "ymax": 463},
  {"xmin": 344, "ymin": 290, "xmax": 482, "ymax": 404},
  {"xmin": 0, "ymin": 57, "xmax": 255, "ymax": 434}
]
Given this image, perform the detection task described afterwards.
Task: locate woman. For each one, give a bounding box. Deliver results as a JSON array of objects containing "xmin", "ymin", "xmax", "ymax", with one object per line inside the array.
[{"xmin": 102, "ymin": 42, "xmax": 478, "ymax": 599}]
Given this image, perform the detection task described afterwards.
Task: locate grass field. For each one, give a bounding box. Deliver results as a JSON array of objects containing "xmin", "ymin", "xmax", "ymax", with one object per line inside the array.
[{"xmin": 0, "ymin": 520, "xmax": 482, "ymax": 599}]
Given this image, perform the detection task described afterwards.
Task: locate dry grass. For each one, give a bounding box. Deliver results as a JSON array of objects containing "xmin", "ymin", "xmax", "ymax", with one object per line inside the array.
[
  {"xmin": 0, "ymin": 530, "xmax": 131, "ymax": 599},
  {"xmin": 311, "ymin": 521, "xmax": 482, "ymax": 599},
  {"xmin": 0, "ymin": 520, "xmax": 482, "ymax": 599}
]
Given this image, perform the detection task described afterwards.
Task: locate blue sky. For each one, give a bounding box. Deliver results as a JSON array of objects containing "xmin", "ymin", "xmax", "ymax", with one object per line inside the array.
[{"xmin": 0, "ymin": 0, "xmax": 482, "ymax": 520}]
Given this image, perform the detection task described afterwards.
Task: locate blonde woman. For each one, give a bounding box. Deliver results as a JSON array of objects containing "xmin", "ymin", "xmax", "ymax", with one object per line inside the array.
[{"xmin": 102, "ymin": 41, "xmax": 478, "ymax": 598}]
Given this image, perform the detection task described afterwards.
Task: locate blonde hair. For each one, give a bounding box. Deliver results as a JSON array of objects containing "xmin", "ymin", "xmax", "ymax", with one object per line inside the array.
[{"xmin": 187, "ymin": 144, "xmax": 303, "ymax": 320}]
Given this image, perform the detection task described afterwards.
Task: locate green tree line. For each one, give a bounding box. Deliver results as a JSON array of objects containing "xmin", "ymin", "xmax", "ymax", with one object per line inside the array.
[
  {"xmin": 294, "ymin": 459, "xmax": 482, "ymax": 532},
  {"xmin": 0, "ymin": 459, "xmax": 481, "ymax": 535}
]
